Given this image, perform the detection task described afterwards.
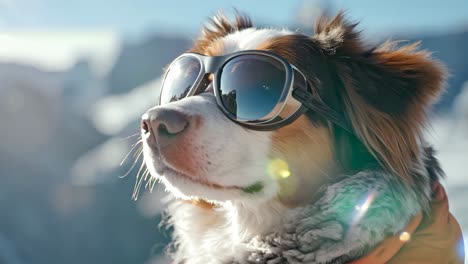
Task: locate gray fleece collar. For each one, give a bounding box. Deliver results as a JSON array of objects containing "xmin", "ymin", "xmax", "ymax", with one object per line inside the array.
[{"xmin": 237, "ymin": 170, "xmax": 430, "ymax": 264}]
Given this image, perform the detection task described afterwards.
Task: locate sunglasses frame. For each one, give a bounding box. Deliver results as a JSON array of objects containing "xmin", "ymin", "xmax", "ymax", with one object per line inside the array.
[{"xmin": 160, "ymin": 50, "xmax": 352, "ymax": 132}]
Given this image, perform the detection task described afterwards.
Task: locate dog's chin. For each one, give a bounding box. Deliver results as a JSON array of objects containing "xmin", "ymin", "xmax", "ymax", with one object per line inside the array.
[{"xmin": 147, "ymin": 164, "xmax": 276, "ymax": 202}]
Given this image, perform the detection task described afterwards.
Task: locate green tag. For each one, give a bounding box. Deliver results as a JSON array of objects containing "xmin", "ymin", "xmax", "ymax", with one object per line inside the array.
[{"xmin": 241, "ymin": 182, "xmax": 263, "ymax": 194}]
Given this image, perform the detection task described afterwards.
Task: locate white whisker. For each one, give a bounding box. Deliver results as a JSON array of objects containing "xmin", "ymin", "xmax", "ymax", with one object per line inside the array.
[
  {"xmin": 120, "ymin": 139, "xmax": 142, "ymax": 166},
  {"xmin": 119, "ymin": 132, "xmax": 141, "ymax": 141},
  {"xmin": 119, "ymin": 146, "xmax": 143, "ymax": 178},
  {"xmin": 132, "ymin": 159, "xmax": 147, "ymax": 200}
]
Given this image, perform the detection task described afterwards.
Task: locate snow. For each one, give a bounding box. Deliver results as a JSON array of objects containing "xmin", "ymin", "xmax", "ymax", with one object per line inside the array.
[{"xmin": 0, "ymin": 31, "xmax": 121, "ymax": 77}]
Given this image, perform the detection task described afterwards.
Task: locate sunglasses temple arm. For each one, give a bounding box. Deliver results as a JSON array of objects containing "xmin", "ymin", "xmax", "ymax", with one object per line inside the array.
[{"xmin": 292, "ymin": 88, "xmax": 354, "ymax": 134}]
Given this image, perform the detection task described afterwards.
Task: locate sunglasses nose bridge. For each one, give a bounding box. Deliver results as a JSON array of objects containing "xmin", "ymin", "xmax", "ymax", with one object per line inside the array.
[{"xmin": 203, "ymin": 56, "xmax": 225, "ymax": 74}]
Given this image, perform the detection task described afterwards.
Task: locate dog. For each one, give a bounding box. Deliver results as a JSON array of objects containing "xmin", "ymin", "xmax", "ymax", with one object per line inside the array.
[{"xmin": 139, "ymin": 12, "xmax": 464, "ymax": 264}]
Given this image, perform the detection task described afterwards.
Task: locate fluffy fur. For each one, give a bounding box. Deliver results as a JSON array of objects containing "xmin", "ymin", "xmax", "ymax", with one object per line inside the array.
[
  {"xmin": 140, "ymin": 12, "xmax": 446, "ymax": 264},
  {"xmin": 166, "ymin": 168, "xmax": 433, "ymax": 263}
]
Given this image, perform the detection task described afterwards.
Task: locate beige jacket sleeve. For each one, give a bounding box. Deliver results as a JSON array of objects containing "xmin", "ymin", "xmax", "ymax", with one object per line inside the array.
[{"xmin": 351, "ymin": 182, "xmax": 464, "ymax": 264}]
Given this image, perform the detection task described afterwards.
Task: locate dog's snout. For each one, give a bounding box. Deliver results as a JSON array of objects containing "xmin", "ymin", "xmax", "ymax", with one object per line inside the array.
[{"xmin": 141, "ymin": 108, "xmax": 190, "ymax": 148}]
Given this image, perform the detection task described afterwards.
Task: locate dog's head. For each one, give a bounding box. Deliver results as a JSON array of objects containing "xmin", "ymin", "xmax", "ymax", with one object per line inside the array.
[{"xmin": 140, "ymin": 12, "xmax": 445, "ymax": 205}]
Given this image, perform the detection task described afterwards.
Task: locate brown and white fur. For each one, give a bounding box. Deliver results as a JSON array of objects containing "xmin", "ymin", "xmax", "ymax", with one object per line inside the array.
[{"xmin": 140, "ymin": 12, "xmax": 446, "ymax": 264}]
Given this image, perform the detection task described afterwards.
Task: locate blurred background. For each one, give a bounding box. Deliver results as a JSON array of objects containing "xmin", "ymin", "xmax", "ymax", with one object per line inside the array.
[{"xmin": 0, "ymin": 0, "xmax": 467, "ymax": 263}]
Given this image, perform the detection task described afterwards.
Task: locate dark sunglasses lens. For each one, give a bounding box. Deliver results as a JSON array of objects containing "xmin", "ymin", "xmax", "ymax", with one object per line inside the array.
[
  {"xmin": 160, "ymin": 56, "xmax": 201, "ymax": 104},
  {"xmin": 219, "ymin": 55, "xmax": 287, "ymax": 121}
]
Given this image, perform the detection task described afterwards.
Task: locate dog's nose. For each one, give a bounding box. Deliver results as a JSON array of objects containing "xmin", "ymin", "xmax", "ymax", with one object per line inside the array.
[{"xmin": 141, "ymin": 108, "xmax": 189, "ymax": 148}]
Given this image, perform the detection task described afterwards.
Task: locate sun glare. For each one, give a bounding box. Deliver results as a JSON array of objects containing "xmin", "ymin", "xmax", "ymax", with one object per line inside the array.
[
  {"xmin": 399, "ymin": 231, "xmax": 411, "ymax": 242},
  {"xmin": 267, "ymin": 159, "xmax": 291, "ymax": 179}
]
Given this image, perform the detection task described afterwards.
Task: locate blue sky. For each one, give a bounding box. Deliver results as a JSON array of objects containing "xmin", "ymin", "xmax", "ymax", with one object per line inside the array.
[{"xmin": 1, "ymin": 0, "xmax": 468, "ymax": 36}]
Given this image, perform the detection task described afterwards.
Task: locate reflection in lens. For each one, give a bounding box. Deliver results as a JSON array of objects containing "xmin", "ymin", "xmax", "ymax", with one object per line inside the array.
[
  {"xmin": 221, "ymin": 90, "xmax": 237, "ymax": 117},
  {"xmin": 160, "ymin": 56, "xmax": 201, "ymax": 105},
  {"xmin": 219, "ymin": 55, "xmax": 286, "ymax": 121}
]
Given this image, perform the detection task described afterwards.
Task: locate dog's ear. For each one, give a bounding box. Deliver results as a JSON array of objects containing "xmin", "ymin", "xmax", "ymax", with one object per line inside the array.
[
  {"xmin": 191, "ymin": 12, "xmax": 252, "ymax": 54},
  {"xmin": 312, "ymin": 13, "xmax": 447, "ymax": 184}
]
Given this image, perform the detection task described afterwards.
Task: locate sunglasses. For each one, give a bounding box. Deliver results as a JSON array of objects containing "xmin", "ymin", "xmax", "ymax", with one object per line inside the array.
[{"xmin": 159, "ymin": 50, "xmax": 351, "ymax": 131}]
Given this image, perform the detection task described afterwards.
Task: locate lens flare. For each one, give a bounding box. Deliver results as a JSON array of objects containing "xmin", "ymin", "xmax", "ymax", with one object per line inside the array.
[
  {"xmin": 399, "ymin": 231, "xmax": 411, "ymax": 242},
  {"xmin": 278, "ymin": 169, "xmax": 291, "ymax": 178},
  {"xmin": 267, "ymin": 159, "xmax": 291, "ymax": 179},
  {"xmin": 346, "ymin": 190, "xmax": 379, "ymax": 238},
  {"xmin": 351, "ymin": 190, "xmax": 378, "ymax": 226}
]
